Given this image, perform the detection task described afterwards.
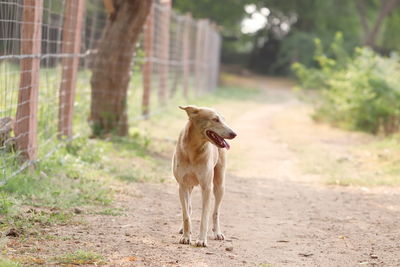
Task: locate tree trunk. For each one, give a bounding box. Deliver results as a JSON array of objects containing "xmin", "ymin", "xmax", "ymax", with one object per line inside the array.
[
  {"xmin": 364, "ymin": 0, "xmax": 400, "ymax": 48},
  {"xmin": 90, "ymin": 0, "xmax": 152, "ymax": 136},
  {"xmin": 356, "ymin": 0, "xmax": 369, "ymax": 36}
]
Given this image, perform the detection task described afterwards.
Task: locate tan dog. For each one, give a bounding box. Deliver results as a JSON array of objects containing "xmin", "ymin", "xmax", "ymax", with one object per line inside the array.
[{"xmin": 172, "ymin": 105, "xmax": 237, "ymax": 247}]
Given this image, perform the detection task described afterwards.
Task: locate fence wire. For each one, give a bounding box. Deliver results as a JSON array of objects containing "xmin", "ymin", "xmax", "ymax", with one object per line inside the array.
[{"xmin": 0, "ymin": 0, "xmax": 221, "ymax": 182}]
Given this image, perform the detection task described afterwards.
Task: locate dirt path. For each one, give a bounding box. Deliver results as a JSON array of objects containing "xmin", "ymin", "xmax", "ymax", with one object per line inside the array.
[{"xmin": 35, "ymin": 77, "xmax": 400, "ymax": 266}]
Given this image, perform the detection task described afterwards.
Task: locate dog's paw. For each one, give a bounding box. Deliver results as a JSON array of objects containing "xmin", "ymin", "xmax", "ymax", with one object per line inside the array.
[
  {"xmin": 214, "ymin": 232, "xmax": 225, "ymax": 240},
  {"xmin": 178, "ymin": 228, "xmax": 192, "ymax": 235},
  {"xmin": 179, "ymin": 235, "xmax": 191, "ymax": 245},
  {"xmin": 195, "ymin": 239, "xmax": 208, "ymax": 247}
]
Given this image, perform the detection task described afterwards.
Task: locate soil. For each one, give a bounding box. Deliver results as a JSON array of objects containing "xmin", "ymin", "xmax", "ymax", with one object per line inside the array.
[{"xmin": 9, "ymin": 76, "xmax": 400, "ymax": 266}]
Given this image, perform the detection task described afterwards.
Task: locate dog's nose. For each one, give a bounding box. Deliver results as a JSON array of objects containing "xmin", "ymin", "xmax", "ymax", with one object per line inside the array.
[{"xmin": 229, "ymin": 132, "xmax": 237, "ymax": 139}]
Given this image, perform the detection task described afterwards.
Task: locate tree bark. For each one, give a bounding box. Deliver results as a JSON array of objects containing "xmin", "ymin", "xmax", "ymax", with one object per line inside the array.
[
  {"xmin": 90, "ymin": 0, "xmax": 152, "ymax": 136},
  {"xmin": 364, "ymin": 0, "xmax": 400, "ymax": 48},
  {"xmin": 356, "ymin": 0, "xmax": 369, "ymax": 36}
]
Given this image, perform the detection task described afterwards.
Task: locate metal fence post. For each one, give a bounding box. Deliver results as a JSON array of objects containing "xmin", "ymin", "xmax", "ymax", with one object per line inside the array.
[
  {"xmin": 195, "ymin": 19, "xmax": 204, "ymax": 94},
  {"xmin": 142, "ymin": 4, "xmax": 154, "ymax": 118},
  {"xmin": 158, "ymin": 0, "xmax": 171, "ymax": 105},
  {"xmin": 203, "ymin": 20, "xmax": 211, "ymax": 92},
  {"xmin": 14, "ymin": 0, "xmax": 43, "ymax": 161},
  {"xmin": 213, "ymin": 27, "xmax": 222, "ymax": 91},
  {"xmin": 58, "ymin": 0, "xmax": 85, "ymax": 138},
  {"xmin": 182, "ymin": 13, "xmax": 192, "ymax": 99},
  {"xmin": 209, "ymin": 23, "xmax": 218, "ymax": 91},
  {"xmin": 201, "ymin": 20, "xmax": 210, "ymax": 93},
  {"xmin": 215, "ymin": 31, "xmax": 222, "ymax": 90},
  {"xmin": 208, "ymin": 24, "xmax": 215, "ymax": 91}
]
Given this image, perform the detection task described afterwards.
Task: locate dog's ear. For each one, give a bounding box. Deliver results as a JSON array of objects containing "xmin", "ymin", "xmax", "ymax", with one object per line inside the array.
[{"xmin": 179, "ymin": 105, "xmax": 199, "ymax": 117}]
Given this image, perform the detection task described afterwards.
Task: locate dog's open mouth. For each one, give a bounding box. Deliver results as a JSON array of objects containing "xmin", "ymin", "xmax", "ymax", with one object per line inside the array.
[{"xmin": 206, "ymin": 130, "xmax": 230, "ymax": 150}]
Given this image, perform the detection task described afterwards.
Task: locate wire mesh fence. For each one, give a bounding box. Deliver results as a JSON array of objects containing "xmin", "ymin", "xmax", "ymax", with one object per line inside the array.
[{"xmin": 0, "ymin": 0, "xmax": 221, "ymax": 182}]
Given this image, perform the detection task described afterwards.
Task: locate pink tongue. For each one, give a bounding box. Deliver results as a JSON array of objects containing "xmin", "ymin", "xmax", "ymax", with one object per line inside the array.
[{"xmin": 223, "ymin": 140, "xmax": 230, "ymax": 150}]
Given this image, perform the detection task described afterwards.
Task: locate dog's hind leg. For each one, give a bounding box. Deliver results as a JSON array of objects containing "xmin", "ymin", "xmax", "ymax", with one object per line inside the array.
[
  {"xmin": 179, "ymin": 185, "xmax": 192, "ymax": 244},
  {"xmin": 212, "ymin": 163, "xmax": 225, "ymax": 240}
]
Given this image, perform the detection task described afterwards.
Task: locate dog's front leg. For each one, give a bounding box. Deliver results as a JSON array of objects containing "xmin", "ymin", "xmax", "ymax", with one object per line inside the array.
[
  {"xmin": 179, "ymin": 185, "xmax": 191, "ymax": 244},
  {"xmin": 196, "ymin": 184, "xmax": 212, "ymax": 247},
  {"xmin": 179, "ymin": 187, "xmax": 193, "ymax": 234}
]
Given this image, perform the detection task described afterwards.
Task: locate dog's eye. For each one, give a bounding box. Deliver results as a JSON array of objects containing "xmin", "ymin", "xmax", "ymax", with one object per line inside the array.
[{"xmin": 213, "ymin": 118, "xmax": 220, "ymax": 123}]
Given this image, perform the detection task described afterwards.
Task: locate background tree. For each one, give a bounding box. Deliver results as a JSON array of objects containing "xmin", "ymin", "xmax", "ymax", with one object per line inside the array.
[
  {"xmin": 90, "ymin": 0, "xmax": 152, "ymax": 136},
  {"xmin": 357, "ymin": 0, "xmax": 400, "ymax": 48},
  {"xmin": 174, "ymin": 0, "xmax": 400, "ymax": 74}
]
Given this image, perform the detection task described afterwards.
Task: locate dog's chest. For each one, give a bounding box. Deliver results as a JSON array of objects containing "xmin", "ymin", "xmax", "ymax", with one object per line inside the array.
[{"xmin": 173, "ymin": 147, "xmax": 218, "ymax": 186}]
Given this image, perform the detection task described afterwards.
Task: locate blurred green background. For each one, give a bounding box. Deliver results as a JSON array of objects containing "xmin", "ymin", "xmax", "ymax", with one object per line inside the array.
[{"xmin": 174, "ymin": 0, "xmax": 400, "ymax": 75}]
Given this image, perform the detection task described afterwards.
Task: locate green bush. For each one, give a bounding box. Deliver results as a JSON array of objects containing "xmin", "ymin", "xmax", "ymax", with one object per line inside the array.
[{"xmin": 293, "ymin": 33, "xmax": 400, "ymax": 134}]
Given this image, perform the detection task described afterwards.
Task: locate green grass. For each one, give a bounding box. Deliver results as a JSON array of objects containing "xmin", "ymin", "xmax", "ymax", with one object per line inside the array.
[
  {"xmin": 327, "ymin": 135, "xmax": 400, "ymax": 186},
  {"xmin": 94, "ymin": 207, "xmax": 125, "ymax": 216},
  {"xmin": 2, "ymin": 138, "xmax": 112, "ymax": 207},
  {"xmin": 0, "ymin": 136, "xmax": 114, "ymax": 239},
  {"xmin": 0, "ymin": 258, "xmax": 22, "ymax": 267},
  {"xmin": 53, "ymin": 250, "xmax": 105, "ymax": 265},
  {"xmin": 293, "ymin": 133, "xmax": 400, "ymax": 187}
]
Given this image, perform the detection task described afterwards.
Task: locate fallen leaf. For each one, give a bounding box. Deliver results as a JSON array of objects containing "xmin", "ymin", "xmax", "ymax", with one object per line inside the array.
[
  {"xmin": 30, "ymin": 258, "xmax": 45, "ymax": 264},
  {"xmin": 298, "ymin": 253, "xmax": 313, "ymax": 257},
  {"xmin": 122, "ymin": 256, "xmax": 137, "ymax": 262}
]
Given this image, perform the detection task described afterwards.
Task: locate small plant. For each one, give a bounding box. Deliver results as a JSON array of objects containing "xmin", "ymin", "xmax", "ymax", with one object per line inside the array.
[
  {"xmin": 66, "ymin": 137, "xmax": 102, "ymax": 163},
  {"xmin": 0, "ymin": 192, "xmax": 13, "ymax": 214},
  {"xmin": 53, "ymin": 250, "xmax": 105, "ymax": 265}
]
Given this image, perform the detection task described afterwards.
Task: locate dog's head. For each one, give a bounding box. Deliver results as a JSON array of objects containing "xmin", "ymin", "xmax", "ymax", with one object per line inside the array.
[{"xmin": 179, "ymin": 105, "xmax": 237, "ymax": 149}]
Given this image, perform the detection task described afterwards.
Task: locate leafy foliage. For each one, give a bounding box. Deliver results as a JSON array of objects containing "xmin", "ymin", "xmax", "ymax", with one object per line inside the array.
[
  {"xmin": 173, "ymin": 0, "xmax": 250, "ymax": 33},
  {"xmin": 174, "ymin": 0, "xmax": 400, "ymax": 74},
  {"xmin": 293, "ymin": 34, "xmax": 400, "ymax": 134}
]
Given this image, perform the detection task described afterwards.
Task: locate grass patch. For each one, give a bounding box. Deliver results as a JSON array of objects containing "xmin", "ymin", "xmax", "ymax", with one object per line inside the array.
[
  {"xmin": 294, "ymin": 134, "xmax": 400, "ymax": 187},
  {"xmin": 8, "ymin": 256, "xmax": 45, "ymax": 265},
  {"xmin": 116, "ymin": 171, "xmax": 144, "ymax": 183},
  {"xmin": 53, "ymin": 250, "xmax": 105, "ymax": 265},
  {"xmin": 109, "ymin": 132, "xmax": 151, "ymax": 157},
  {"xmin": 0, "ymin": 137, "xmax": 114, "ymax": 239},
  {"xmin": 328, "ymin": 135, "xmax": 400, "ymax": 186},
  {"xmin": 0, "ymin": 258, "xmax": 22, "ymax": 267},
  {"xmin": 1, "ymin": 139, "xmax": 112, "ymax": 208},
  {"xmin": 94, "ymin": 207, "xmax": 125, "ymax": 216}
]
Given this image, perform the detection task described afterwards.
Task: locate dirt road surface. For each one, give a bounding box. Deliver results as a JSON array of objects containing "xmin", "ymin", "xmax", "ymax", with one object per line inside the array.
[{"xmin": 28, "ymin": 77, "xmax": 400, "ymax": 266}]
